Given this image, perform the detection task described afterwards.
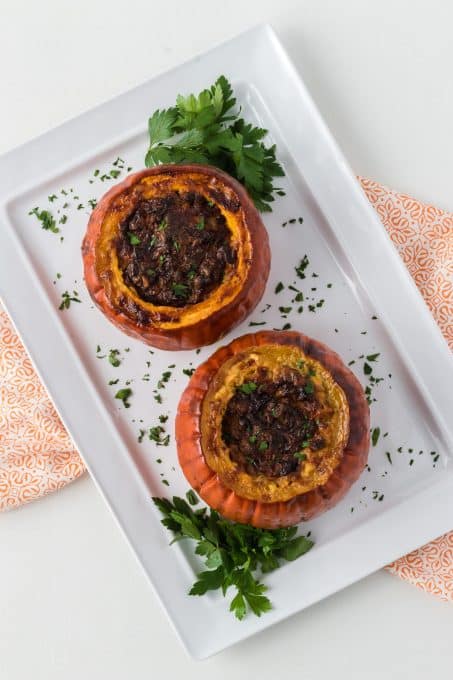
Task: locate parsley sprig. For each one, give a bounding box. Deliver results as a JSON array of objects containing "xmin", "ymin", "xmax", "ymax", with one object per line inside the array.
[
  {"xmin": 145, "ymin": 76, "xmax": 284, "ymax": 212},
  {"xmin": 153, "ymin": 493, "xmax": 314, "ymax": 620}
]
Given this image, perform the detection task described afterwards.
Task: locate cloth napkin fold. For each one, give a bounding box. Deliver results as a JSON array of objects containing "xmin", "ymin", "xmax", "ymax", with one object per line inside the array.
[{"xmin": 0, "ymin": 177, "xmax": 452, "ymax": 599}]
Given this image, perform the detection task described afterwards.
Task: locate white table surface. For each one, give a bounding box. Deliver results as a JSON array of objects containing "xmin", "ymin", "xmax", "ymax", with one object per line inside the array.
[{"xmin": 1, "ymin": 1, "xmax": 452, "ymax": 677}]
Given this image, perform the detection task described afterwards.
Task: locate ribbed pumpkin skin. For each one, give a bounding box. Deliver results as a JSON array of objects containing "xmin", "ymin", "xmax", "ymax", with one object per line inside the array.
[
  {"xmin": 82, "ymin": 165, "xmax": 270, "ymax": 351},
  {"xmin": 176, "ymin": 331, "xmax": 370, "ymax": 528}
]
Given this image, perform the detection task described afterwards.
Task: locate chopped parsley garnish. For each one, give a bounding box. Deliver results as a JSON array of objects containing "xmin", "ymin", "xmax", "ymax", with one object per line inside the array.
[
  {"xmin": 29, "ymin": 207, "xmax": 59, "ymax": 233},
  {"xmin": 258, "ymin": 441, "xmax": 268, "ymax": 451},
  {"xmin": 366, "ymin": 353, "xmax": 380, "ymax": 362},
  {"xmin": 115, "ymin": 388, "xmax": 132, "ymax": 408},
  {"xmin": 363, "ymin": 362, "xmax": 372, "ymax": 375},
  {"xmin": 304, "ymin": 381, "xmax": 314, "ymax": 395},
  {"xmin": 59, "ymin": 290, "xmax": 81, "ymax": 310},
  {"xmin": 294, "ymin": 451, "xmax": 307, "ymax": 461},
  {"xmin": 172, "ymin": 282, "xmax": 188, "ymax": 298},
  {"xmin": 371, "ymin": 427, "xmax": 380, "ymax": 446},
  {"xmin": 153, "ymin": 493, "xmax": 314, "ymax": 620},
  {"xmin": 149, "ymin": 426, "xmax": 170, "ymax": 446},
  {"xmin": 239, "ymin": 382, "xmax": 257, "ymax": 395},
  {"xmin": 108, "ymin": 349, "xmax": 121, "ymax": 367},
  {"xmin": 145, "ymin": 76, "xmax": 284, "ymax": 212},
  {"xmin": 249, "ymin": 321, "xmax": 266, "ymax": 326},
  {"xmin": 108, "ymin": 379, "xmax": 119, "ymax": 386},
  {"xmin": 183, "ymin": 367, "xmax": 195, "ymax": 377},
  {"xmin": 157, "ymin": 370, "xmax": 172, "ymax": 389},
  {"xmin": 195, "ymin": 217, "xmax": 205, "ymax": 230},
  {"xmin": 128, "ymin": 232, "xmax": 141, "ymax": 245},
  {"xmin": 295, "ymin": 255, "xmax": 309, "ymax": 278},
  {"xmin": 274, "ymin": 282, "xmax": 284, "ymax": 294}
]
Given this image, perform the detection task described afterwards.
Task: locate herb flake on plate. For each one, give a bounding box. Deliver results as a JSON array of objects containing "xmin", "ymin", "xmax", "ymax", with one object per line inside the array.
[
  {"xmin": 29, "ymin": 207, "xmax": 59, "ymax": 234},
  {"xmin": 59, "ymin": 290, "xmax": 81, "ymax": 310},
  {"xmin": 115, "ymin": 388, "xmax": 132, "ymax": 408}
]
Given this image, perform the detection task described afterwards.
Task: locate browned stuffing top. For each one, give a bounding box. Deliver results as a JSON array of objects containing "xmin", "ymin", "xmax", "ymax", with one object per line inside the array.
[
  {"xmin": 221, "ymin": 367, "xmax": 325, "ymax": 477},
  {"xmin": 116, "ymin": 191, "xmax": 236, "ymax": 307}
]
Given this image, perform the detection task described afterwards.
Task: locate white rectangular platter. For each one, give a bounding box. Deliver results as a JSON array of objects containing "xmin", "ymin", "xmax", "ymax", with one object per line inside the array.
[{"xmin": 1, "ymin": 25, "xmax": 452, "ymax": 659}]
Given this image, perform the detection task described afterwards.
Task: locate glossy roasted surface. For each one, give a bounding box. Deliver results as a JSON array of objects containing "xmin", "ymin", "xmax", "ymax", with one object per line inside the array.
[
  {"xmin": 117, "ymin": 191, "xmax": 236, "ymax": 307},
  {"xmin": 222, "ymin": 369, "xmax": 324, "ymax": 477}
]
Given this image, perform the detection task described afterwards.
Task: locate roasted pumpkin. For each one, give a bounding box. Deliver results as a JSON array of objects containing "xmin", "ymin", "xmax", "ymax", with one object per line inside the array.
[
  {"xmin": 176, "ymin": 330, "xmax": 370, "ymax": 528},
  {"xmin": 82, "ymin": 165, "xmax": 270, "ymax": 350}
]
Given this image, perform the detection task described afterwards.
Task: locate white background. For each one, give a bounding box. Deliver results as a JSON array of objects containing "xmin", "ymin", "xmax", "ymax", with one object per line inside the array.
[{"xmin": 1, "ymin": 1, "xmax": 452, "ymax": 678}]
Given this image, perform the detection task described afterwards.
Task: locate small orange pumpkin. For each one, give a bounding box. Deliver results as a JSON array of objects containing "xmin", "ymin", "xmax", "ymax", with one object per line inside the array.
[
  {"xmin": 82, "ymin": 165, "xmax": 270, "ymax": 350},
  {"xmin": 176, "ymin": 331, "xmax": 370, "ymax": 528}
]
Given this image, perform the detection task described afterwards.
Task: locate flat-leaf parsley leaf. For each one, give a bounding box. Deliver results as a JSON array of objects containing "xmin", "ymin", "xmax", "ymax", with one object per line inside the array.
[
  {"xmin": 153, "ymin": 492, "xmax": 314, "ymax": 620},
  {"xmin": 145, "ymin": 76, "xmax": 284, "ymax": 212}
]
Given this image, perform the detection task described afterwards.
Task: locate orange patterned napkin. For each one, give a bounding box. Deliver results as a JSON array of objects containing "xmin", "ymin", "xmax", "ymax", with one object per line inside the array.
[{"xmin": 0, "ymin": 178, "xmax": 452, "ymax": 599}]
